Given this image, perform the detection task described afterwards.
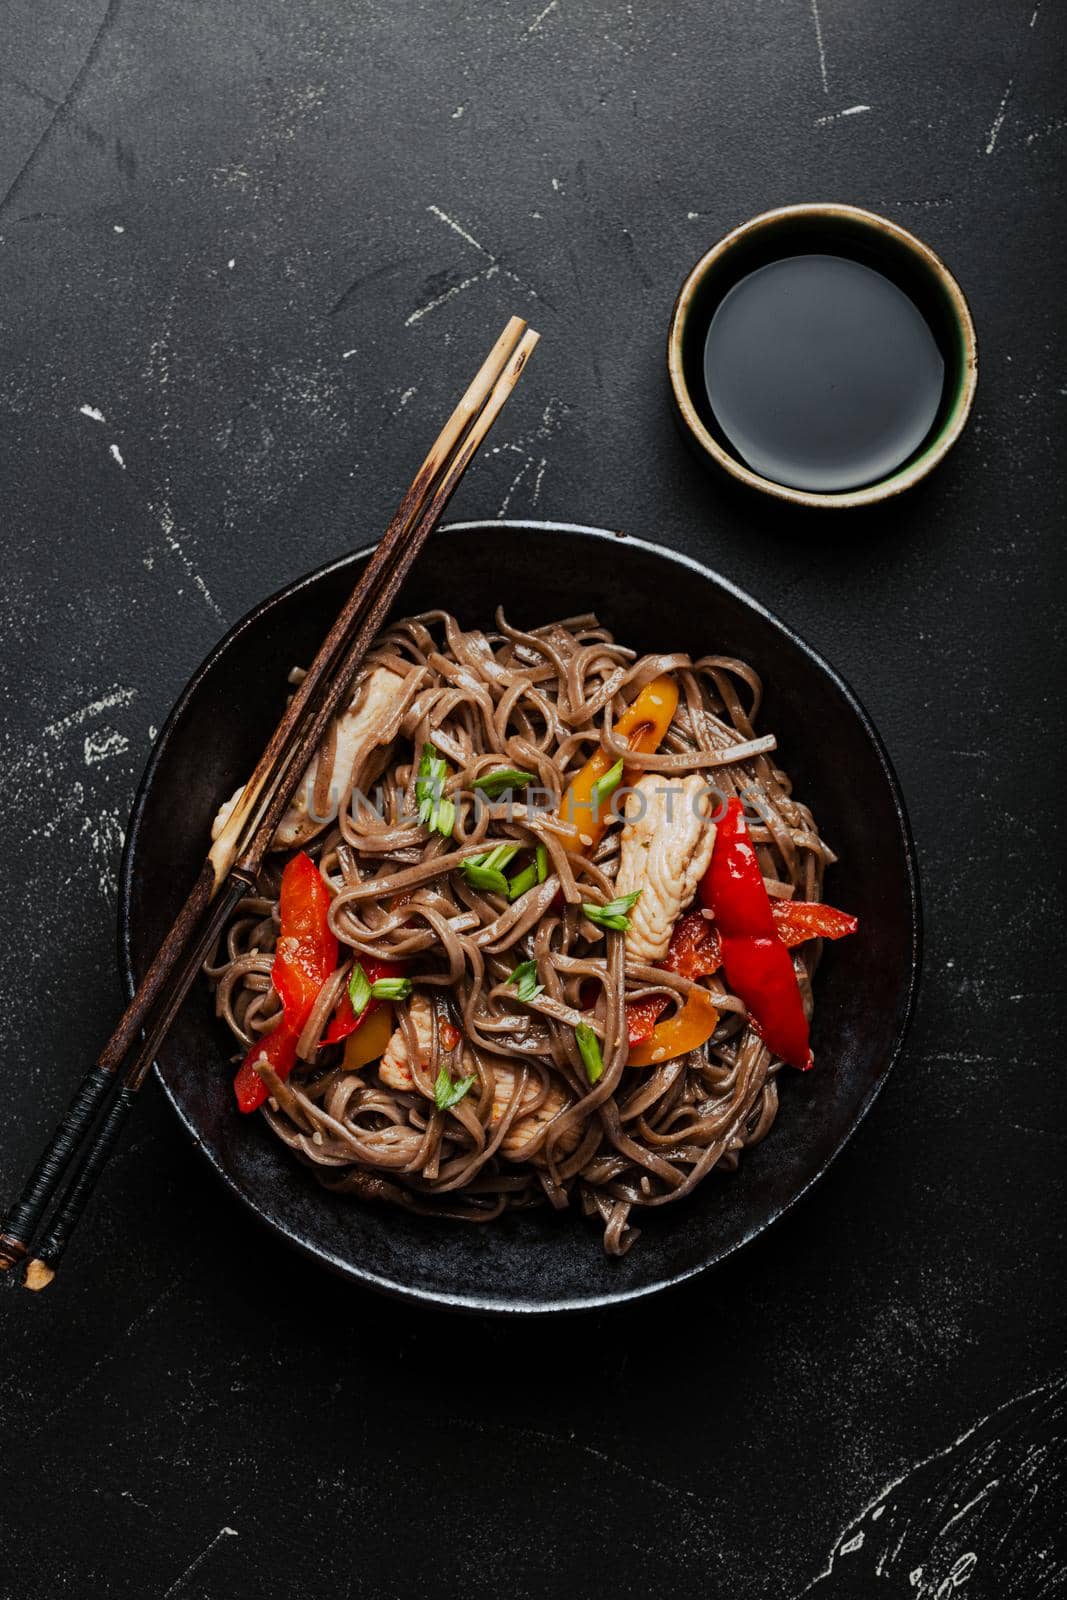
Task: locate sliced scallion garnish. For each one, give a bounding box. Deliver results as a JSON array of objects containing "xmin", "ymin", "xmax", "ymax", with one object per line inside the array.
[
  {"xmin": 590, "ymin": 757, "xmax": 625, "ymax": 814},
  {"xmin": 348, "ymin": 963, "xmax": 373, "ymax": 1016},
  {"xmin": 348, "ymin": 966, "xmax": 413, "ymax": 1014},
  {"xmin": 575, "ymin": 1022, "xmax": 604, "ymax": 1085},
  {"xmin": 473, "ymin": 767, "xmax": 535, "ymax": 798},
  {"xmin": 369, "ymin": 976, "xmax": 412, "ymax": 1003},
  {"xmin": 581, "ymin": 889, "xmax": 642, "ymax": 933},
  {"xmin": 416, "ymin": 741, "xmax": 454, "ymax": 837},
  {"xmin": 434, "ymin": 1065, "xmax": 476, "ymax": 1111},
  {"xmin": 506, "ymin": 862, "xmax": 538, "ymax": 901},
  {"xmin": 507, "ymin": 959, "xmax": 544, "ymax": 1003},
  {"xmin": 461, "ymin": 862, "xmax": 510, "ymax": 897}
]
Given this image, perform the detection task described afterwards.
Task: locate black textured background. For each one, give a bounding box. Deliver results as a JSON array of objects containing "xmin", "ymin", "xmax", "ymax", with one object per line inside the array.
[{"xmin": 0, "ymin": 3, "xmax": 1063, "ymax": 1597}]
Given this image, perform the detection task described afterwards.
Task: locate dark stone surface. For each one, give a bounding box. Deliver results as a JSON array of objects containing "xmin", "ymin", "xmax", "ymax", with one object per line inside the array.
[{"xmin": 0, "ymin": 2, "xmax": 1062, "ymax": 1596}]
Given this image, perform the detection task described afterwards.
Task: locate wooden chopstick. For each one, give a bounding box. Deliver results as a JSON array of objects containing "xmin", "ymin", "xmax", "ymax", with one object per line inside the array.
[
  {"xmin": 206, "ymin": 314, "xmax": 533, "ymax": 890},
  {"xmin": 2, "ymin": 319, "xmax": 539, "ymax": 1287}
]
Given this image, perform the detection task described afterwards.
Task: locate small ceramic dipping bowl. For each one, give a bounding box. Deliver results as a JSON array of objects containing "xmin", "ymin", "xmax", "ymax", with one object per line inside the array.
[{"xmin": 668, "ymin": 203, "xmax": 978, "ymax": 509}]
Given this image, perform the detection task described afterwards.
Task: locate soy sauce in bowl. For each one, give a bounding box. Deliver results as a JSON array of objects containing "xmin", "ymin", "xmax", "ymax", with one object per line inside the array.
[
  {"xmin": 703, "ymin": 253, "xmax": 945, "ymax": 494},
  {"xmin": 668, "ymin": 205, "xmax": 978, "ymax": 509}
]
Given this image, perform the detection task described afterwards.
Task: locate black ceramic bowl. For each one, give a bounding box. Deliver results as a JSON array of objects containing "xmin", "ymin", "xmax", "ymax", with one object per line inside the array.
[{"xmin": 120, "ymin": 521, "xmax": 920, "ymax": 1313}]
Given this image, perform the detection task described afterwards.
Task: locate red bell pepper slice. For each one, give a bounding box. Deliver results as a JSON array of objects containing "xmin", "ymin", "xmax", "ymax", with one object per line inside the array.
[
  {"xmin": 624, "ymin": 896, "xmax": 856, "ymax": 1048},
  {"xmin": 626, "ymin": 995, "xmax": 667, "ymax": 1048},
  {"xmin": 663, "ymin": 900, "xmax": 857, "ymax": 980},
  {"xmin": 773, "ymin": 900, "xmax": 858, "ymax": 948},
  {"xmin": 233, "ymin": 1020, "xmax": 301, "ymax": 1113},
  {"xmin": 234, "ymin": 852, "xmax": 338, "ymax": 1112},
  {"xmin": 321, "ymin": 958, "xmax": 407, "ymax": 1045},
  {"xmin": 699, "ymin": 798, "xmax": 813, "ymax": 1069}
]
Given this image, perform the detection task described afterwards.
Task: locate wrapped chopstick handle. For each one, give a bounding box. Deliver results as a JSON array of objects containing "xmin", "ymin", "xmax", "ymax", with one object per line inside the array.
[
  {"xmin": 0, "ymin": 867, "xmax": 249, "ymax": 1273},
  {"xmin": 0, "ymin": 1065, "xmax": 117, "ymax": 1270},
  {"xmin": 24, "ymin": 1086, "xmax": 137, "ymax": 1289}
]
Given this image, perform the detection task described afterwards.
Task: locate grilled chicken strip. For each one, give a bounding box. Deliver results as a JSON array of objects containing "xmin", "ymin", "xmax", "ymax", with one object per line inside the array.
[
  {"xmin": 378, "ymin": 994, "xmax": 576, "ymax": 1161},
  {"xmin": 615, "ymin": 772, "xmax": 716, "ymax": 962},
  {"xmin": 211, "ymin": 665, "xmax": 407, "ymax": 850}
]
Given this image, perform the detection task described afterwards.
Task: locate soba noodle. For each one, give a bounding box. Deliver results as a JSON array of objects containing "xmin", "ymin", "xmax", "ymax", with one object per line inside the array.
[{"xmin": 206, "ymin": 609, "xmax": 836, "ymax": 1255}]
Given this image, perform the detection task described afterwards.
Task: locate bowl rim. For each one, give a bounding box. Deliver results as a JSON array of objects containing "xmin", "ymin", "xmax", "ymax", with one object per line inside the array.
[
  {"xmin": 119, "ymin": 519, "xmax": 923, "ymax": 1313},
  {"xmin": 667, "ymin": 201, "xmax": 979, "ymax": 509}
]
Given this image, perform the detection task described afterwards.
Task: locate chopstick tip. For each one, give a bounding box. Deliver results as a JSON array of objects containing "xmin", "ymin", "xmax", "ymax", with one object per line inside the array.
[{"xmin": 23, "ymin": 1258, "xmax": 55, "ymax": 1292}]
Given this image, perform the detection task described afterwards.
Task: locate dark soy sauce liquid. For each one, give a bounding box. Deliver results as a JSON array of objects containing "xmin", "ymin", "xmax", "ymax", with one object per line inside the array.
[{"xmin": 703, "ymin": 253, "xmax": 946, "ymax": 492}]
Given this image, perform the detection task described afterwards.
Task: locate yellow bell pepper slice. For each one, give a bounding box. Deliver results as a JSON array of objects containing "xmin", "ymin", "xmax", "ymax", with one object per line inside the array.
[
  {"xmin": 559, "ymin": 674, "xmax": 679, "ymax": 850},
  {"xmin": 342, "ymin": 1003, "xmax": 394, "ymax": 1071},
  {"xmin": 627, "ymin": 989, "xmax": 719, "ymax": 1067}
]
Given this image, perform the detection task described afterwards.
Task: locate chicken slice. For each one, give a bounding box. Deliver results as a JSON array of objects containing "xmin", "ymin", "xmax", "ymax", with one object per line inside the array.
[
  {"xmin": 489, "ymin": 1061, "xmax": 578, "ymax": 1162},
  {"xmin": 614, "ymin": 773, "xmax": 716, "ymax": 963},
  {"xmin": 211, "ymin": 665, "xmax": 407, "ymax": 851},
  {"xmin": 378, "ymin": 992, "xmax": 436, "ymax": 1092},
  {"xmin": 379, "ymin": 995, "xmax": 576, "ymax": 1161}
]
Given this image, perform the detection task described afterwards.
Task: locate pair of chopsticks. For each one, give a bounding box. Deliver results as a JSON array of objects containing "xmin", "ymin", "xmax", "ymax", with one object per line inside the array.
[{"xmin": 0, "ymin": 315, "xmax": 539, "ymax": 1291}]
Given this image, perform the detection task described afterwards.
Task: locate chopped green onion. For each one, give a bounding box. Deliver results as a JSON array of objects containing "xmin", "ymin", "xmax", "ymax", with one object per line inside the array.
[
  {"xmin": 507, "ymin": 960, "xmax": 544, "ymax": 1003},
  {"xmin": 481, "ymin": 842, "xmax": 522, "ymax": 873},
  {"xmin": 507, "ymin": 862, "xmax": 538, "ymax": 901},
  {"xmin": 348, "ymin": 963, "xmax": 373, "ymax": 1016},
  {"xmin": 590, "ymin": 757, "xmax": 625, "ymax": 814},
  {"xmin": 462, "ymin": 841, "xmax": 520, "ymax": 893},
  {"xmin": 350, "ymin": 964, "xmax": 412, "ymax": 1013},
  {"xmin": 434, "ymin": 1065, "xmax": 476, "ymax": 1111},
  {"xmin": 461, "ymin": 863, "xmax": 510, "ymax": 896},
  {"xmin": 575, "ymin": 1022, "xmax": 604, "ymax": 1085},
  {"xmin": 416, "ymin": 741, "xmax": 454, "ymax": 837},
  {"xmin": 535, "ymin": 844, "xmax": 548, "ymax": 883},
  {"xmin": 473, "ymin": 767, "xmax": 535, "ymax": 797},
  {"xmin": 369, "ymin": 976, "xmax": 412, "ymax": 1003},
  {"xmin": 581, "ymin": 889, "xmax": 642, "ymax": 933}
]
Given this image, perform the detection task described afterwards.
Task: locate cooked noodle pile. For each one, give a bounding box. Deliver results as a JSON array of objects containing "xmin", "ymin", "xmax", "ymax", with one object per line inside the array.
[{"xmin": 207, "ymin": 609, "xmax": 835, "ymax": 1255}]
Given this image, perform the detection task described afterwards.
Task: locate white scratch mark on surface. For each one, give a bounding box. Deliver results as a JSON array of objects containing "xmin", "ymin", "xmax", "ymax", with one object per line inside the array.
[
  {"xmin": 1030, "ymin": 3, "xmax": 1041, "ymax": 23},
  {"xmin": 840, "ymin": 1532, "xmax": 864, "ymax": 1555},
  {"xmin": 44, "ymin": 687, "xmax": 137, "ymax": 740},
  {"xmin": 522, "ymin": 0, "xmax": 559, "ymax": 38},
  {"xmin": 84, "ymin": 728, "xmax": 130, "ymax": 766},
  {"xmin": 78, "ymin": 808, "xmax": 126, "ymax": 899},
  {"xmin": 687, "ymin": 210, "xmax": 700, "ymax": 220},
  {"xmin": 441, "ymin": 1412, "xmax": 704, "ymax": 1510},
  {"xmin": 227, "ymin": 257, "xmax": 235, "ymax": 270},
  {"xmin": 426, "ymin": 203, "xmax": 490, "ymax": 257},
  {"xmin": 13, "ymin": 1271, "xmax": 194, "ymax": 1449},
  {"xmin": 984, "ymin": 81, "xmax": 1013, "ymax": 154},
  {"xmin": 411, "ymin": 204, "xmax": 540, "ymax": 325},
  {"xmin": 495, "ymin": 450, "xmax": 535, "ymax": 516},
  {"xmin": 405, "ymin": 263, "xmax": 499, "ymax": 324},
  {"xmin": 490, "ymin": 399, "xmax": 565, "ymax": 517},
  {"xmin": 397, "ymin": 386, "xmax": 417, "ymax": 408},
  {"xmin": 938, "ymin": 1480, "xmax": 1000, "ymax": 1537},
  {"xmin": 160, "ymin": 1526, "xmax": 238, "ymax": 1600},
  {"xmin": 815, "ymin": 103, "xmax": 871, "ymax": 126},
  {"xmin": 341, "ymin": 347, "xmax": 357, "ymax": 359},
  {"xmin": 153, "ymin": 501, "xmax": 225, "ymax": 621},
  {"xmin": 451, "ymin": 105, "xmax": 465, "ymax": 119},
  {"xmin": 109, "ymin": 443, "xmax": 125, "ymax": 468},
  {"xmin": 79, "ymin": 404, "xmax": 106, "ymax": 423},
  {"xmin": 1026, "ymin": 116, "xmax": 1065, "ymax": 146},
  {"xmin": 113, "ymin": 223, "xmax": 125, "ymax": 233},
  {"xmin": 809, "ymin": 0, "xmax": 830, "ymax": 93},
  {"xmin": 791, "ymin": 1375, "xmax": 1063, "ymax": 1597}
]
